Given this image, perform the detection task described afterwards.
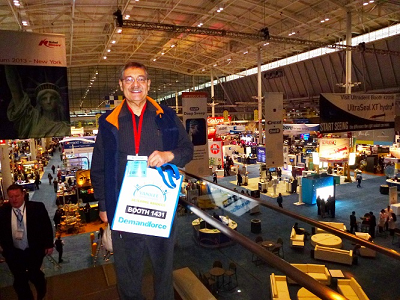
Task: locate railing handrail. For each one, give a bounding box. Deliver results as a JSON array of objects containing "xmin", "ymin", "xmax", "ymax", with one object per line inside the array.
[{"xmin": 180, "ymin": 170, "xmax": 400, "ymax": 300}]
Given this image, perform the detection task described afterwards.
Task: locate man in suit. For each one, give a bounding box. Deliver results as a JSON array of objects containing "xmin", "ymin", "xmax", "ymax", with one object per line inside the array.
[{"xmin": 0, "ymin": 184, "xmax": 54, "ymax": 300}]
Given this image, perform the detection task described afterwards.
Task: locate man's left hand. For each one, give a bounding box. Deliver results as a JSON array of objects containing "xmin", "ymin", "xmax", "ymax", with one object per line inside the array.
[
  {"xmin": 148, "ymin": 151, "xmax": 174, "ymax": 167},
  {"xmin": 45, "ymin": 248, "xmax": 54, "ymax": 255}
]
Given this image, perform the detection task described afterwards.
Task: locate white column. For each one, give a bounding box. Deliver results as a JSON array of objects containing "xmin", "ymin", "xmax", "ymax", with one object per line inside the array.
[
  {"xmin": 30, "ymin": 139, "xmax": 36, "ymax": 161},
  {"xmin": 345, "ymin": 11, "xmax": 352, "ymax": 94},
  {"xmin": 175, "ymin": 92, "xmax": 179, "ymax": 114},
  {"xmin": 211, "ymin": 69, "xmax": 215, "ymax": 117},
  {"xmin": 0, "ymin": 143, "xmax": 13, "ymax": 194},
  {"xmin": 257, "ymin": 47, "xmax": 263, "ymax": 144}
]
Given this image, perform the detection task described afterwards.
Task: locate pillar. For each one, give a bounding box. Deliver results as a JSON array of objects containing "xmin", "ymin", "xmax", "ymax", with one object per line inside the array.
[{"xmin": 0, "ymin": 143, "xmax": 13, "ymax": 194}]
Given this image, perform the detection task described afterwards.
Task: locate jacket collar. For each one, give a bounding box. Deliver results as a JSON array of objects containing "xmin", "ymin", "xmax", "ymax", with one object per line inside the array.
[{"xmin": 105, "ymin": 96, "xmax": 164, "ymax": 129}]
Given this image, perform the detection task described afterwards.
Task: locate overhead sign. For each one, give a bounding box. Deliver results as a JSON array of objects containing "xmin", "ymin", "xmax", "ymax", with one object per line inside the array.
[
  {"xmin": 264, "ymin": 92, "xmax": 283, "ymax": 168},
  {"xmin": 320, "ymin": 93, "xmax": 395, "ymax": 133},
  {"xmin": 283, "ymin": 124, "xmax": 319, "ymax": 134},
  {"xmin": 207, "ymin": 116, "xmax": 231, "ymax": 126},
  {"xmin": 216, "ymin": 125, "xmax": 245, "ymax": 135}
]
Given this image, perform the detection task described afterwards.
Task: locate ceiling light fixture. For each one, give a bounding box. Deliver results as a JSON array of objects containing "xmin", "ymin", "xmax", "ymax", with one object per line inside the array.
[
  {"xmin": 103, "ymin": 56, "xmax": 107, "ymax": 59},
  {"xmin": 125, "ymin": 15, "xmax": 130, "ymax": 19},
  {"xmin": 198, "ymin": 23, "xmax": 203, "ymax": 27},
  {"xmin": 22, "ymin": 21, "xmax": 29, "ymax": 26},
  {"xmin": 117, "ymin": 28, "xmax": 122, "ymax": 33},
  {"xmin": 170, "ymin": 44, "xmax": 175, "ymax": 48}
]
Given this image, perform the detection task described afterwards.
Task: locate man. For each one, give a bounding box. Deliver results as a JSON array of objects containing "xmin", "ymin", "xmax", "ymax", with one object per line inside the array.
[
  {"xmin": 369, "ymin": 211, "xmax": 376, "ymax": 238},
  {"xmin": 91, "ymin": 61, "xmax": 193, "ymax": 300},
  {"xmin": 350, "ymin": 211, "xmax": 358, "ymax": 233},
  {"xmin": 0, "ymin": 184, "xmax": 54, "ymax": 300}
]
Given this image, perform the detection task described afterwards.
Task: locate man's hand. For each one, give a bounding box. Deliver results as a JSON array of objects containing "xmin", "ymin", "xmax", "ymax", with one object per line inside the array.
[
  {"xmin": 148, "ymin": 150, "xmax": 174, "ymax": 167},
  {"xmin": 45, "ymin": 248, "xmax": 54, "ymax": 255},
  {"xmin": 99, "ymin": 211, "xmax": 108, "ymax": 223}
]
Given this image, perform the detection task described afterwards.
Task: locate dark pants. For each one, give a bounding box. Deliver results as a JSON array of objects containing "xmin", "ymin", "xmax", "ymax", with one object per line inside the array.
[
  {"xmin": 111, "ymin": 223, "xmax": 176, "ymax": 300},
  {"xmin": 56, "ymin": 248, "xmax": 63, "ymax": 263},
  {"xmin": 5, "ymin": 248, "xmax": 46, "ymax": 300}
]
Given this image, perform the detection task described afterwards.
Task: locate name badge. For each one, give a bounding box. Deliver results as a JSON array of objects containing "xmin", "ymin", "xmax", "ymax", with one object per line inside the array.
[
  {"xmin": 126, "ymin": 155, "xmax": 148, "ymax": 177},
  {"xmin": 15, "ymin": 230, "xmax": 23, "ymax": 240}
]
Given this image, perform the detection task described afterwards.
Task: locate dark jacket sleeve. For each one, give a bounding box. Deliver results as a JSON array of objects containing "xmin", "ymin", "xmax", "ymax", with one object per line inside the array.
[
  {"xmin": 27, "ymin": 202, "xmax": 54, "ymax": 250},
  {"xmin": 91, "ymin": 124, "xmax": 106, "ymax": 212},
  {"xmin": 169, "ymin": 114, "xmax": 194, "ymax": 167}
]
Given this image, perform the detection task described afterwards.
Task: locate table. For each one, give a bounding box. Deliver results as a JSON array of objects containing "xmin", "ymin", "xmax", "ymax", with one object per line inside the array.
[
  {"xmin": 297, "ymin": 287, "xmax": 322, "ymax": 300},
  {"xmin": 329, "ymin": 269, "xmax": 345, "ymax": 278},
  {"xmin": 209, "ymin": 267, "xmax": 225, "ymax": 289},
  {"xmin": 192, "ymin": 217, "xmax": 237, "ymax": 248},
  {"xmin": 311, "ymin": 233, "xmax": 342, "ymax": 248},
  {"xmin": 259, "ymin": 240, "xmax": 276, "ymax": 250}
]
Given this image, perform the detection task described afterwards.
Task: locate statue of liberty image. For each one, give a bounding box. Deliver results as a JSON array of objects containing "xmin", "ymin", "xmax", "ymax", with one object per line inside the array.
[{"xmin": 5, "ymin": 65, "xmax": 70, "ymax": 138}]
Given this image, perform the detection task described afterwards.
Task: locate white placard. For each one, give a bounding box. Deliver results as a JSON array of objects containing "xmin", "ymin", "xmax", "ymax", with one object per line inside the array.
[{"xmin": 264, "ymin": 92, "xmax": 283, "ymax": 168}]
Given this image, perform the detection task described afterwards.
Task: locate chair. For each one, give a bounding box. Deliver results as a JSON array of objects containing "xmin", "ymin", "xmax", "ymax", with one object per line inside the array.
[
  {"xmin": 252, "ymin": 236, "xmax": 264, "ymax": 265},
  {"xmin": 272, "ymin": 238, "xmax": 284, "ymax": 258},
  {"xmin": 224, "ymin": 262, "xmax": 238, "ymax": 290},
  {"xmin": 213, "ymin": 260, "xmax": 223, "ymax": 268},
  {"xmin": 198, "ymin": 271, "xmax": 216, "ymax": 293}
]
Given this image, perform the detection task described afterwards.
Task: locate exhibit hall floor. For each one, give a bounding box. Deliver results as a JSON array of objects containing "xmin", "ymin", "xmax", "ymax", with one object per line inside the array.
[{"xmin": 0, "ymin": 153, "xmax": 399, "ymax": 300}]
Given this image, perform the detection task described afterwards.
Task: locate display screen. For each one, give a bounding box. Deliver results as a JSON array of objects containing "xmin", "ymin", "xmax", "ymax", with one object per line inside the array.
[
  {"xmin": 301, "ymin": 133, "xmax": 310, "ymax": 140},
  {"xmin": 316, "ymin": 185, "xmax": 334, "ymax": 201}
]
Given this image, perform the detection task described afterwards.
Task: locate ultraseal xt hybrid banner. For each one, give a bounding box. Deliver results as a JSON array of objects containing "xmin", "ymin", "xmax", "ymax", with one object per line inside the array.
[{"xmin": 320, "ymin": 93, "xmax": 395, "ymax": 133}]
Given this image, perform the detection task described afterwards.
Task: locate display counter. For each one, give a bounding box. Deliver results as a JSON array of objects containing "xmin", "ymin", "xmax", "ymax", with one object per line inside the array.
[
  {"xmin": 386, "ymin": 179, "xmax": 400, "ymax": 191},
  {"xmin": 192, "ymin": 217, "xmax": 237, "ymax": 248},
  {"xmin": 16, "ymin": 180, "xmax": 36, "ymax": 191}
]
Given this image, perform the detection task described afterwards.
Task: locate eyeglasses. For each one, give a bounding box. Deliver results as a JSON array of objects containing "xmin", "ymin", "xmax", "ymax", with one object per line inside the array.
[{"xmin": 122, "ymin": 76, "xmax": 148, "ymax": 84}]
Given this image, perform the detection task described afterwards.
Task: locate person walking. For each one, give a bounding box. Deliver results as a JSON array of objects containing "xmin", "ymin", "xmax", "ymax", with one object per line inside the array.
[
  {"xmin": 0, "ymin": 184, "xmax": 54, "ymax": 300},
  {"xmin": 54, "ymin": 235, "xmax": 64, "ymax": 263},
  {"xmin": 277, "ymin": 193, "xmax": 283, "ymax": 208},
  {"xmin": 356, "ymin": 173, "xmax": 362, "ymax": 187},
  {"xmin": 212, "ymin": 171, "xmax": 217, "ymax": 184},
  {"xmin": 91, "ymin": 61, "xmax": 193, "ymax": 300},
  {"xmin": 34, "ymin": 173, "xmax": 40, "ymax": 190},
  {"xmin": 53, "ymin": 178, "xmax": 58, "ymax": 193},
  {"xmin": 51, "ymin": 164, "xmax": 55, "ymax": 174},
  {"xmin": 47, "ymin": 172, "xmax": 53, "ymax": 185}
]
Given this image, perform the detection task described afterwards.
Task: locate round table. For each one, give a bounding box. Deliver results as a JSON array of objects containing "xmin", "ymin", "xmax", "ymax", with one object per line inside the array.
[
  {"xmin": 259, "ymin": 240, "xmax": 276, "ymax": 250},
  {"xmin": 297, "ymin": 287, "xmax": 322, "ymax": 299},
  {"xmin": 209, "ymin": 267, "xmax": 225, "ymax": 289},
  {"xmin": 311, "ymin": 233, "xmax": 342, "ymax": 248}
]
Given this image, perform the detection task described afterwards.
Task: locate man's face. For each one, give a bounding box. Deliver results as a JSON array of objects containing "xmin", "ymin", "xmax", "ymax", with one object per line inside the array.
[
  {"xmin": 8, "ymin": 188, "xmax": 25, "ymax": 208},
  {"xmin": 119, "ymin": 67, "xmax": 151, "ymax": 106},
  {"xmin": 39, "ymin": 90, "xmax": 59, "ymax": 111}
]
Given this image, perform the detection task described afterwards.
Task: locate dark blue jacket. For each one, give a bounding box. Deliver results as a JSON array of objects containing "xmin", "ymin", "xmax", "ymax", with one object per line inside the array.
[{"xmin": 91, "ymin": 97, "xmax": 193, "ymax": 224}]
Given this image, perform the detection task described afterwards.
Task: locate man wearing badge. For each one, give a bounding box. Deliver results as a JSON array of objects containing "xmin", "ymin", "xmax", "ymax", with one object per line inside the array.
[{"xmin": 91, "ymin": 61, "xmax": 193, "ymax": 300}]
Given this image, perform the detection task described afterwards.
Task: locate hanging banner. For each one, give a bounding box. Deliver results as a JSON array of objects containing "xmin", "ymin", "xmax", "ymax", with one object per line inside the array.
[
  {"xmin": 182, "ymin": 92, "xmax": 209, "ymax": 176},
  {"xmin": 264, "ymin": 92, "xmax": 283, "ymax": 168},
  {"xmin": 0, "ymin": 30, "xmax": 70, "ymax": 139},
  {"xmin": 208, "ymin": 140, "xmax": 223, "ymax": 166},
  {"xmin": 320, "ymin": 93, "xmax": 395, "ymax": 133}
]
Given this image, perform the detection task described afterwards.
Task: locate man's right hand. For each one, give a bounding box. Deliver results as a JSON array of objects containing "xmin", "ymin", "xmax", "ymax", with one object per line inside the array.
[{"xmin": 99, "ymin": 211, "xmax": 108, "ymax": 223}]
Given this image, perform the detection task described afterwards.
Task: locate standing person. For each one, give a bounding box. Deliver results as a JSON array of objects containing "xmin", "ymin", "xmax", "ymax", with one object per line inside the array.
[
  {"xmin": 350, "ymin": 211, "xmax": 358, "ymax": 233},
  {"xmin": 51, "ymin": 165, "xmax": 55, "ymax": 174},
  {"xmin": 369, "ymin": 211, "xmax": 377, "ymax": 238},
  {"xmin": 356, "ymin": 173, "xmax": 362, "ymax": 188},
  {"xmin": 34, "ymin": 173, "xmax": 40, "ymax": 190},
  {"xmin": 212, "ymin": 171, "xmax": 217, "ymax": 184},
  {"xmin": 83, "ymin": 202, "xmax": 91, "ymax": 224},
  {"xmin": 47, "ymin": 172, "xmax": 53, "ymax": 185},
  {"xmin": 90, "ymin": 61, "xmax": 193, "ymax": 300},
  {"xmin": 237, "ymin": 172, "xmax": 242, "ymax": 186},
  {"xmin": 316, "ymin": 195, "xmax": 321, "ymax": 216},
  {"xmin": 385, "ymin": 205, "xmax": 393, "ymax": 231},
  {"xmin": 378, "ymin": 209, "xmax": 387, "ymax": 233},
  {"xmin": 388, "ymin": 212, "xmax": 397, "ymax": 236},
  {"xmin": 320, "ymin": 198, "xmax": 326, "ymax": 218},
  {"xmin": 54, "ymin": 235, "xmax": 64, "ymax": 263},
  {"xmin": 277, "ymin": 167, "xmax": 282, "ymax": 181},
  {"xmin": 277, "ymin": 193, "xmax": 283, "ymax": 208},
  {"xmin": 0, "ymin": 184, "xmax": 54, "ymax": 300},
  {"xmin": 53, "ymin": 178, "xmax": 58, "ymax": 193}
]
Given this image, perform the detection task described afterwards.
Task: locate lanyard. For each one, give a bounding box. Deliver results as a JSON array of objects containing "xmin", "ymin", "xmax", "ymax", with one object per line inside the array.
[
  {"xmin": 127, "ymin": 102, "xmax": 147, "ymax": 155},
  {"xmin": 13, "ymin": 206, "xmax": 25, "ymax": 225}
]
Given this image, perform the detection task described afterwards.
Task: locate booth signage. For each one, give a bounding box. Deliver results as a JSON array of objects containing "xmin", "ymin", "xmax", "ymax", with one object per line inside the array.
[
  {"xmin": 283, "ymin": 124, "xmax": 320, "ymax": 134},
  {"xmin": 320, "ymin": 93, "xmax": 395, "ymax": 133},
  {"xmin": 319, "ymin": 138, "xmax": 350, "ymax": 162},
  {"xmin": 182, "ymin": 92, "xmax": 209, "ymax": 176},
  {"xmin": 207, "ymin": 116, "xmax": 230, "ymax": 125},
  {"xmin": 264, "ymin": 92, "xmax": 284, "ymax": 167}
]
